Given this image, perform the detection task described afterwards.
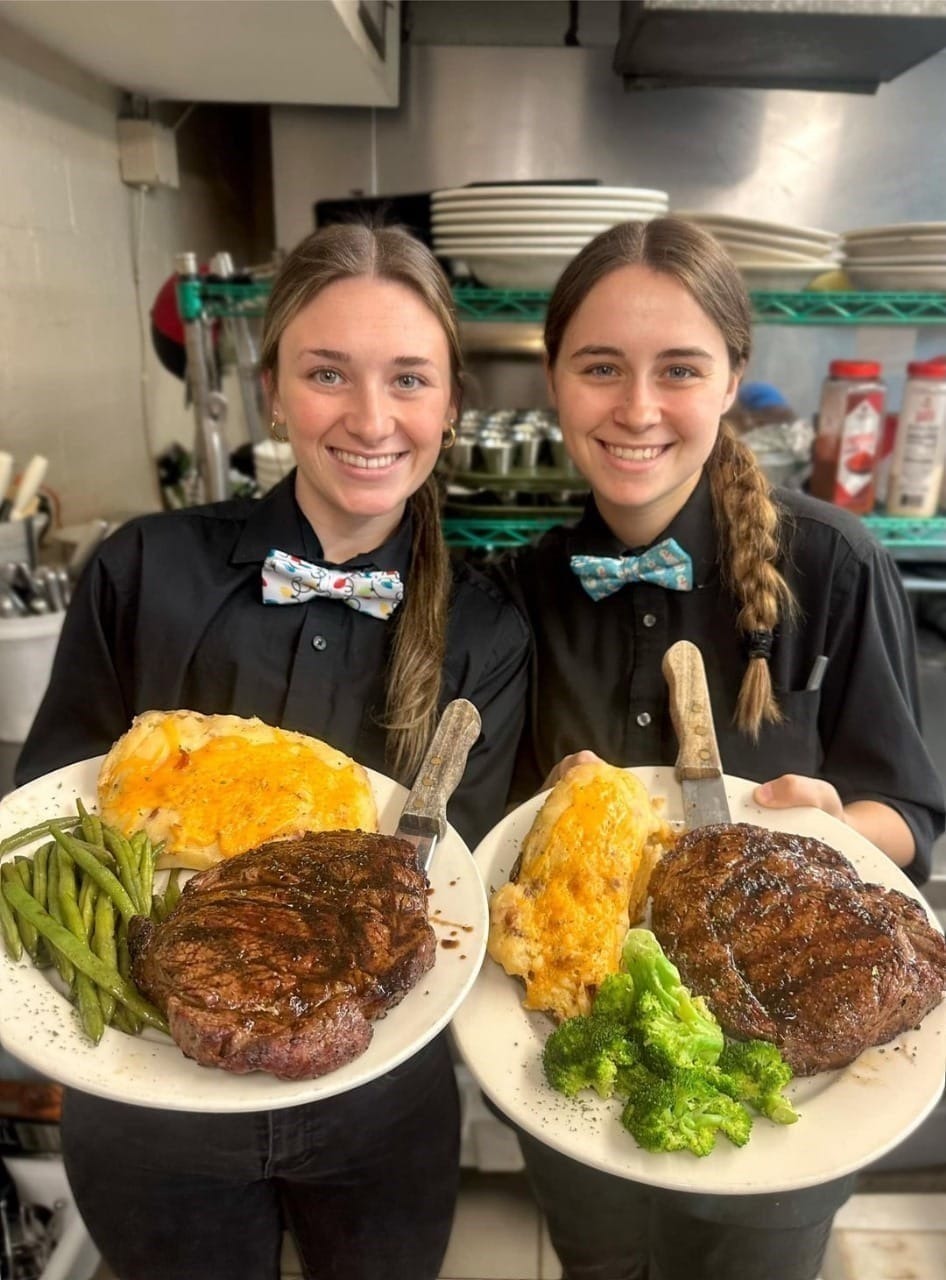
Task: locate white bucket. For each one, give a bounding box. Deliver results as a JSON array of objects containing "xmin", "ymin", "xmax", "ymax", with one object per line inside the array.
[{"xmin": 0, "ymin": 610, "xmax": 65, "ymax": 743}]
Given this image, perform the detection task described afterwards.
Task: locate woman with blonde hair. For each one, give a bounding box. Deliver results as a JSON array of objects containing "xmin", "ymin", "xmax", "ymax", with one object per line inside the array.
[
  {"xmin": 17, "ymin": 222, "xmax": 529, "ymax": 1280},
  {"xmin": 499, "ymin": 216, "xmax": 943, "ymax": 1280}
]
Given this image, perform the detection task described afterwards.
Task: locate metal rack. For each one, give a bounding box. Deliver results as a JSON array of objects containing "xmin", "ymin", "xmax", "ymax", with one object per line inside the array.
[{"xmin": 174, "ymin": 274, "xmax": 946, "ymax": 562}]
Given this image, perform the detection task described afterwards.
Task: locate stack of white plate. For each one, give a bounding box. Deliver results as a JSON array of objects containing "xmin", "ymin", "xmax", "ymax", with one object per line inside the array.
[
  {"xmin": 842, "ymin": 223, "xmax": 946, "ymax": 291},
  {"xmin": 253, "ymin": 440, "xmax": 295, "ymax": 492},
  {"xmin": 432, "ymin": 184, "xmax": 669, "ymax": 290},
  {"xmin": 675, "ymin": 212, "xmax": 842, "ymax": 291}
]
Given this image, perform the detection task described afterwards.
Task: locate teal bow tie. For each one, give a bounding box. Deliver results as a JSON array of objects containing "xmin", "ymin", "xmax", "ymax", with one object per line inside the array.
[{"xmin": 570, "ymin": 538, "xmax": 693, "ymax": 600}]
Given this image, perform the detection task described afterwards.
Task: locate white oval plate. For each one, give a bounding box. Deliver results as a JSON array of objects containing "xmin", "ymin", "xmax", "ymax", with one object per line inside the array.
[
  {"xmin": 843, "ymin": 222, "xmax": 946, "ymax": 241},
  {"xmin": 843, "ymin": 235, "xmax": 946, "ymax": 260},
  {"xmin": 443, "ymin": 250, "xmax": 575, "ymax": 290},
  {"xmin": 433, "ymin": 223, "xmax": 617, "ymax": 238},
  {"xmin": 721, "ymin": 240, "xmax": 841, "ymax": 266},
  {"xmin": 433, "ymin": 210, "xmax": 652, "ymax": 227},
  {"xmin": 0, "ymin": 758, "xmax": 488, "ymax": 1112},
  {"xmin": 675, "ymin": 211, "xmax": 838, "ymax": 246},
  {"xmin": 844, "ymin": 264, "xmax": 946, "ymax": 291},
  {"xmin": 739, "ymin": 263, "xmax": 834, "ymax": 291},
  {"xmin": 451, "ymin": 767, "xmax": 946, "ymax": 1194},
  {"xmin": 432, "ymin": 198, "xmax": 668, "ymax": 217},
  {"xmin": 437, "ymin": 237, "xmax": 592, "ymax": 251},
  {"xmin": 433, "ymin": 185, "xmax": 669, "ymax": 203},
  {"xmin": 690, "ymin": 225, "xmax": 841, "ymax": 254}
]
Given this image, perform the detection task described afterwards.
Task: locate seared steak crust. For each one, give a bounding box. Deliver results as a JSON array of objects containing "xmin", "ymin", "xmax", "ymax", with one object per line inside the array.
[
  {"xmin": 129, "ymin": 830, "xmax": 435, "ymax": 1080},
  {"xmin": 649, "ymin": 823, "xmax": 946, "ymax": 1075}
]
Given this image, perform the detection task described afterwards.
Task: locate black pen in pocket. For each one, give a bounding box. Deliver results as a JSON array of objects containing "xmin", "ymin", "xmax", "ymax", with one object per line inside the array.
[{"xmin": 805, "ymin": 655, "xmax": 828, "ymax": 692}]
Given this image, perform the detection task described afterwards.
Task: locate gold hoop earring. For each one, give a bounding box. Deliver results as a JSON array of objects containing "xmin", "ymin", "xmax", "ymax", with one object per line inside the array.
[
  {"xmin": 270, "ymin": 417, "xmax": 289, "ymax": 444},
  {"xmin": 442, "ymin": 420, "xmax": 457, "ymax": 450}
]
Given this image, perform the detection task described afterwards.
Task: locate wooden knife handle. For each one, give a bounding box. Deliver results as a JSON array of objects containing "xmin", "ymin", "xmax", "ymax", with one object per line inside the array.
[
  {"xmin": 662, "ymin": 641, "xmax": 723, "ymax": 780},
  {"xmin": 401, "ymin": 699, "xmax": 482, "ymax": 835}
]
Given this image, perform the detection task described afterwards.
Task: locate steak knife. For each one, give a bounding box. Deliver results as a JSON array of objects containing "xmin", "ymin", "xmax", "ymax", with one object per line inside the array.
[
  {"xmin": 393, "ymin": 698, "xmax": 482, "ymax": 872},
  {"xmin": 662, "ymin": 640, "xmax": 732, "ymax": 828}
]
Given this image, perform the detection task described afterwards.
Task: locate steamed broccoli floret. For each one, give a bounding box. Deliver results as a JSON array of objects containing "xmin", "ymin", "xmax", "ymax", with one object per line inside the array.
[
  {"xmin": 592, "ymin": 972, "xmax": 636, "ymax": 1026},
  {"xmin": 620, "ymin": 1067, "xmax": 753, "ymax": 1158},
  {"xmin": 612, "ymin": 1055, "xmax": 652, "ymax": 1102},
  {"xmin": 630, "ymin": 989, "xmax": 724, "ymax": 1074},
  {"xmin": 543, "ymin": 1015, "xmax": 638, "ymax": 1100},
  {"xmin": 714, "ymin": 1039, "xmax": 798, "ymax": 1125},
  {"xmin": 621, "ymin": 931, "xmax": 724, "ymax": 1066}
]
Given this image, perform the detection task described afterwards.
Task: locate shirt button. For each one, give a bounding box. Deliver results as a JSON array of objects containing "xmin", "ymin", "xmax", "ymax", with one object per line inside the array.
[
  {"xmin": 312, "ymin": 635, "xmax": 328, "ymax": 651},
  {"xmin": 637, "ymin": 712, "xmax": 652, "ymax": 727},
  {"xmin": 642, "ymin": 613, "xmax": 657, "ymax": 628}
]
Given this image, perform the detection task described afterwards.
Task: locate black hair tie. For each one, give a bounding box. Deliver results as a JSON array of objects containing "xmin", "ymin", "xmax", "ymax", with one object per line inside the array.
[{"xmin": 746, "ymin": 629, "xmax": 774, "ymax": 660}]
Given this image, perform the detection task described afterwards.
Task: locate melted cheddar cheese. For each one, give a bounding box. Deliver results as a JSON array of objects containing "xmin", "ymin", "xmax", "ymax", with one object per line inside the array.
[
  {"xmin": 97, "ymin": 710, "xmax": 377, "ymax": 869},
  {"xmin": 488, "ymin": 763, "xmax": 670, "ymax": 1021}
]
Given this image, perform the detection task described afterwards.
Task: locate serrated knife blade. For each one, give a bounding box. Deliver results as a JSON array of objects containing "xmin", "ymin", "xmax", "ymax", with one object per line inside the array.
[
  {"xmin": 662, "ymin": 640, "xmax": 731, "ymax": 828},
  {"xmin": 392, "ymin": 699, "xmax": 482, "ymax": 872}
]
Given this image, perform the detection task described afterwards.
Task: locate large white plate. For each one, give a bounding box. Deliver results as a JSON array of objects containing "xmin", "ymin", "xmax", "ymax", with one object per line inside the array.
[
  {"xmin": 694, "ymin": 225, "xmax": 841, "ymax": 254},
  {"xmin": 433, "ymin": 223, "xmax": 617, "ymax": 238},
  {"xmin": 437, "ymin": 237, "xmax": 592, "ymax": 251},
  {"xmin": 844, "ymin": 263, "xmax": 946, "ymax": 292},
  {"xmin": 451, "ymin": 768, "xmax": 946, "ymax": 1195},
  {"xmin": 433, "ymin": 210, "xmax": 655, "ymax": 227},
  {"xmin": 843, "ymin": 221, "xmax": 946, "ymax": 241},
  {"xmin": 739, "ymin": 262, "xmax": 834, "ymax": 291},
  {"xmin": 431, "ymin": 198, "xmax": 668, "ymax": 216},
  {"xmin": 843, "ymin": 234, "xmax": 946, "ymax": 260},
  {"xmin": 433, "ymin": 185, "xmax": 669, "ymax": 203},
  {"xmin": 444, "ymin": 249, "xmax": 574, "ymax": 290},
  {"xmin": 721, "ymin": 240, "xmax": 841, "ymax": 266},
  {"xmin": 0, "ymin": 758, "xmax": 488, "ymax": 1112},
  {"xmin": 675, "ymin": 211, "xmax": 838, "ymax": 246}
]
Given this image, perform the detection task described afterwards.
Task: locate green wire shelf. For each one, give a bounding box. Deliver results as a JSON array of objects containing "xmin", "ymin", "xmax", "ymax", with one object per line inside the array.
[
  {"xmin": 451, "ymin": 286, "xmax": 551, "ymax": 323},
  {"xmin": 177, "ymin": 279, "xmax": 272, "ymax": 322},
  {"xmin": 443, "ymin": 516, "xmax": 568, "ymax": 550},
  {"xmin": 177, "ymin": 280, "xmax": 946, "ymax": 326},
  {"xmin": 750, "ymin": 292, "xmax": 946, "ymax": 325},
  {"xmin": 443, "ymin": 512, "xmax": 946, "ymax": 555},
  {"xmin": 863, "ymin": 515, "xmax": 946, "ymax": 560}
]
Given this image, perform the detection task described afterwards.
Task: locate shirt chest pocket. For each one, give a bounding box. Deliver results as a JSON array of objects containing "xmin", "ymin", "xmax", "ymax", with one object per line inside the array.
[{"xmin": 753, "ymin": 688, "xmax": 824, "ymax": 779}]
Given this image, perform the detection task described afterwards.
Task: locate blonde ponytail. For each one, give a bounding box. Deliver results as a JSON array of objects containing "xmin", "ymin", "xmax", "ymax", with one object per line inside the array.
[
  {"xmin": 383, "ymin": 475, "xmax": 452, "ymax": 779},
  {"xmin": 708, "ymin": 423, "xmax": 797, "ymax": 739}
]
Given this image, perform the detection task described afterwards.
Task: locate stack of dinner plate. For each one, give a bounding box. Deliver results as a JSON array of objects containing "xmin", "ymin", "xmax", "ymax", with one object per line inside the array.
[
  {"xmin": 432, "ymin": 184, "xmax": 669, "ymax": 290},
  {"xmin": 841, "ymin": 222, "xmax": 946, "ymax": 291},
  {"xmin": 675, "ymin": 212, "xmax": 842, "ymax": 291}
]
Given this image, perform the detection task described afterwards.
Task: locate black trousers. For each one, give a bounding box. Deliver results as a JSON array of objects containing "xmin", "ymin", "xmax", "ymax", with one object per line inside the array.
[
  {"xmin": 517, "ymin": 1128, "xmax": 857, "ymax": 1280},
  {"xmin": 62, "ymin": 1036, "xmax": 460, "ymax": 1280}
]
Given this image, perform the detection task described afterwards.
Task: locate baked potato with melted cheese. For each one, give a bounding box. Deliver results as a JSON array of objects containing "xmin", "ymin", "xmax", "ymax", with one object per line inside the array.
[
  {"xmin": 97, "ymin": 709, "xmax": 377, "ymax": 870},
  {"xmin": 488, "ymin": 763, "xmax": 671, "ymax": 1022}
]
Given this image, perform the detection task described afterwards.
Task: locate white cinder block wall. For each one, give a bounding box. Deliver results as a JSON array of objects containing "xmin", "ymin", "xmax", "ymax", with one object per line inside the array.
[{"xmin": 0, "ymin": 17, "xmax": 260, "ymax": 526}]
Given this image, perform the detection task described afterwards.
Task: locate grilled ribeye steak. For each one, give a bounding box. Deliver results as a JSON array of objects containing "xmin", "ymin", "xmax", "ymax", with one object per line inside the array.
[
  {"xmin": 129, "ymin": 830, "xmax": 436, "ymax": 1080},
  {"xmin": 649, "ymin": 823, "xmax": 946, "ymax": 1075}
]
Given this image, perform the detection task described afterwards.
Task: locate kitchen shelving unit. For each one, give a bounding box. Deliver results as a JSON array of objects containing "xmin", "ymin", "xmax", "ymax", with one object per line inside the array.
[{"xmin": 175, "ymin": 276, "xmax": 946, "ymax": 567}]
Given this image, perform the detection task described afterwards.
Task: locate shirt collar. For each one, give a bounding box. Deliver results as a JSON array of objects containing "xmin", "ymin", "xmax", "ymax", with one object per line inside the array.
[
  {"xmin": 232, "ymin": 472, "xmax": 414, "ymax": 575},
  {"xmin": 568, "ymin": 472, "xmax": 718, "ymax": 588}
]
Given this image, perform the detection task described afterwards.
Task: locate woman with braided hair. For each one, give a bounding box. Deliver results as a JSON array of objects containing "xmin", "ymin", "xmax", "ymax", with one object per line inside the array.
[{"xmin": 496, "ymin": 217, "xmax": 944, "ymax": 1280}]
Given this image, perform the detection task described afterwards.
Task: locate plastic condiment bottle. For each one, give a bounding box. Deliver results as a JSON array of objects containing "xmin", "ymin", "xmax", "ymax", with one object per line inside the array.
[
  {"xmin": 810, "ymin": 360, "xmax": 886, "ymax": 514},
  {"xmin": 886, "ymin": 360, "xmax": 946, "ymax": 518}
]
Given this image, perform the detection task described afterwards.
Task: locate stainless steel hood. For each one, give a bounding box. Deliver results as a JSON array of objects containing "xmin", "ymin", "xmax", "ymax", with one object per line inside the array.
[{"xmin": 614, "ymin": 0, "xmax": 946, "ymax": 93}]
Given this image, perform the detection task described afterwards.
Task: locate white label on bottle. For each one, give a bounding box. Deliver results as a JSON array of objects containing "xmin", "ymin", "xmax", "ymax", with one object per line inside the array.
[{"xmin": 888, "ymin": 384, "xmax": 946, "ymax": 517}]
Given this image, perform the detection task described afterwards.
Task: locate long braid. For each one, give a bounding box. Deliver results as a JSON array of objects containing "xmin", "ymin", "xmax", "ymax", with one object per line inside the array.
[
  {"xmin": 383, "ymin": 475, "xmax": 451, "ymax": 779},
  {"xmin": 708, "ymin": 422, "xmax": 797, "ymax": 738}
]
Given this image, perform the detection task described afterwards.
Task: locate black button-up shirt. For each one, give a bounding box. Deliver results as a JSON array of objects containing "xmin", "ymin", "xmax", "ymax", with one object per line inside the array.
[
  {"xmin": 500, "ymin": 477, "xmax": 944, "ymax": 884},
  {"xmin": 16, "ymin": 477, "xmax": 530, "ymax": 850}
]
